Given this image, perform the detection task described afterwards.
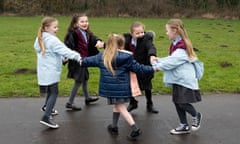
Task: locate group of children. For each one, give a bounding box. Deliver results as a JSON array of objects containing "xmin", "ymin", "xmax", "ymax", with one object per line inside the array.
[{"xmin": 34, "ymin": 14, "xmax": 203, "ymax": 141}]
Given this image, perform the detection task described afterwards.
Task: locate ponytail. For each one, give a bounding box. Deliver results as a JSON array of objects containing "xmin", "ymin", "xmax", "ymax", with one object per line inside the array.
[
  {"xmin": 37, "ymin": 17, "xmax": 57, "ymax": 55},
  {"xmin": 103, "ymin": 34, "xmax": 125, "ymax": 76},
  {"xmin": 37, "ymin": 26, "xmax": 46, "ymax": 55}
]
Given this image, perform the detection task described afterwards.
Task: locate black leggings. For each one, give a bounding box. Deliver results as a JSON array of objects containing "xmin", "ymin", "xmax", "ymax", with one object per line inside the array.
[{"xmin": 174, "ymin": 103, "xmax": 197, "ymax": 124}]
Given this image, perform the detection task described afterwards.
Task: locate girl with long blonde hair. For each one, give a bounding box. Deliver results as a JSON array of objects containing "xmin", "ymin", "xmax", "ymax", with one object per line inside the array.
[
  {"xmin": 34, "ymin": 17, "xmax": 81, "ymax": 129},
  {"xmin": 152, "ymin": 19, "xmax": 203, "ymax": 135},
  {"xmin": 81, "ymin": 33, "xmax": 155, "ymax": 140}
]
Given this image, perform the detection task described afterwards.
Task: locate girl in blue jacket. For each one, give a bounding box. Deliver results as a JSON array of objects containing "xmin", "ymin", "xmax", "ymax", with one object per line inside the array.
[
  {"xmin": 152, "ymin": 19, "xmax": 203, "ymax": 135},
  {"xmin": 81, "ymin": 34, "xmax": 155, "ymax": 140},
  {"xmin": 34, "ymin": 17, "xmax": 81, "ymax": 129}
]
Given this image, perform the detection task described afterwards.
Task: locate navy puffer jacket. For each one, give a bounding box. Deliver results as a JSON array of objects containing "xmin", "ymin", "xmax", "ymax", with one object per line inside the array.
[{"xmin": 81, "ymin": 50, "xmax": 154, "ymax": 98}]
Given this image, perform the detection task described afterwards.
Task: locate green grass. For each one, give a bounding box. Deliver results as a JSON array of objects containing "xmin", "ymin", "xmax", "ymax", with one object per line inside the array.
[{"xmin": 0, "ymin": 16, "xmax": 239, "ymax": 97}]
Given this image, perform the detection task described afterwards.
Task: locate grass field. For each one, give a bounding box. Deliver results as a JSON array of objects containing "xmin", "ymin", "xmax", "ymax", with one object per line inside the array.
[{"xmin": 0, "ymin": 16, "xmax": 239, "ymax": 97}]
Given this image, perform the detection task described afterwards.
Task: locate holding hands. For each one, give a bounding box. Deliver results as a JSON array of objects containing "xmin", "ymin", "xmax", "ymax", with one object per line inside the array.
[
  {"xmin": 95, "ymin": 40, "xmax": 105, "ymax": 48},
  {"xmin": 150, "ymin": 56, "xmax": 158, "ymax": 72}
]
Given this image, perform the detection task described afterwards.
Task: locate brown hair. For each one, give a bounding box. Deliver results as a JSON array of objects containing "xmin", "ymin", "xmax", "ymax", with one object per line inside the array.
[
  {"xmin": 64, "ymin": 13, "xmax": 91, "ymax": 41},
  {"xmin": 37, "ymin": 17, "xmax": 57, "ymax": 55},
  {"xmin": 130, "ymin": 21, "xmax": 145, "ymax": 33},
  {"xmin": 166, "ymin": 19, "xmax": 196, "ymax": 59},
  {"xmin": 103, "ymin": 34, "xmax": 125, "ymax": 76}
]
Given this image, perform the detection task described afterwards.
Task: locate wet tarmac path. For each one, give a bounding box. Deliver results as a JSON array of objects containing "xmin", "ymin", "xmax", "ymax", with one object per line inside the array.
[{"xmin": 0, "ymin": 94, "xmax": 239, "ymax": 144}]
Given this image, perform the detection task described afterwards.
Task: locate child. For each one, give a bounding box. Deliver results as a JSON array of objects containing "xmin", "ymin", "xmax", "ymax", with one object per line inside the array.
[
  {"xmin": 34, "ymin": 17, "xmax": 82, "ymax": 128},
  {"xmin": 152, "ymin": 19, "xmax": 203, "ymax": 134},
  {"xmin": 64, "ymin": 13, "xmax": 104, "ymax": 110},
  {"xmin": 81, "ymin": 34, "xmax": 155, "ymax": 140},
  {"xmin": 123, "ymin": 22, "xmax": 159, "ymax": 114}
]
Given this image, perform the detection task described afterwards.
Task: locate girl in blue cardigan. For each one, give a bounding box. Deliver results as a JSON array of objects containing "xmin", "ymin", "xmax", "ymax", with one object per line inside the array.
[
  {"xmin": 81, "ymin": 34, "xmax": 155, "ymax": 140},
  {"xmin": 34, "ymin": 17, "xmax": 81, "ymax": 129},
  {"xmin": 152, "ymin": 19, "xmax": 203, "ymax": 135}
]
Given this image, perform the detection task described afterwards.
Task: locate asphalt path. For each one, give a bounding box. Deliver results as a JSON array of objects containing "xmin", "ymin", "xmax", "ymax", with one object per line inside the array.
[{"xmin": 0, "ymin": 93, "xmax": 239, "ymax": 144}]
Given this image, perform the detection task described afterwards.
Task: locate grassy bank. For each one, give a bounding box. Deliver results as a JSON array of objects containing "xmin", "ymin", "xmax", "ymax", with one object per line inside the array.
[{"xmin": 0, "ymin": 16, "xmax": 239, "ymax": 97}]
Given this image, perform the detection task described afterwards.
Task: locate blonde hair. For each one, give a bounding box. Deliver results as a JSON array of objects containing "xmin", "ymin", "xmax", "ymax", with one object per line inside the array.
[
  {"xmin": 37, "ymin": 17, "xmax": 57, "ymax": 55},
  {"xmin": 130, "ymin": 21, "xmax": 145, "ymax": 33},
  {"xmin": 167, "ymin": 19, "xmax": 196, "ymax": 59},
  {"xmin": 103, "ymin": 34, "xmax": 125, "ymax": 76}
]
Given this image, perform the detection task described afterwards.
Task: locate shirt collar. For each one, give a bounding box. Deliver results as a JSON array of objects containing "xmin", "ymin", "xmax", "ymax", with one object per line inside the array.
[
  {"xmin": 131, "ymin": 38, "xmax": 137, "ymax": 47},
  {"xmin": 173, "ymin": 36, "xmax": 182, "ymax": 46}
]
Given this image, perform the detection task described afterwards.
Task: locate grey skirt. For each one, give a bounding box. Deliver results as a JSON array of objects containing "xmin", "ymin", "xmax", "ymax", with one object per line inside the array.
[
  {"xmin": 172, "ymin": 84, "xmax": 201, "ymax": 104},
  {"xmin": 107, "ymin": 98, "xmax": 130, "ymax": 105}
]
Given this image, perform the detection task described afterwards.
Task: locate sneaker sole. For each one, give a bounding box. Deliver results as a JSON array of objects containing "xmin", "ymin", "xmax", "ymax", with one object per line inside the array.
[
  {"xmin": 40, "ymin": 120, "xmax": 59, "ymax": 129},
  {"xmin": 170, "ymin": 130, "xmax": 191, "ymax": 135}
]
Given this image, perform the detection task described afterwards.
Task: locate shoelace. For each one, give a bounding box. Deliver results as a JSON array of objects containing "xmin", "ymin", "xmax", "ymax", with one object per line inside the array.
[{"xmin": 192, "ymin": 117, "xmax": 199, "ymax": 126}]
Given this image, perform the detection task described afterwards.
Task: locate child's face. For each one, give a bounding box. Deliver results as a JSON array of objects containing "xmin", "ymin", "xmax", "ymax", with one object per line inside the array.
[
  {"xmin": 131, "ymin": 26, "xmax": 145, "ymax": 40},
  {"xmin": 45, "ymin": 21, "xmax": 58, "ymax": 36},
  {"xmin": 77, "ymin": 16, "xmax": 89, "ymax": 30},
  {"xmin": 165, "ymin": 24, "xmax": 177, "ymax": 41}
]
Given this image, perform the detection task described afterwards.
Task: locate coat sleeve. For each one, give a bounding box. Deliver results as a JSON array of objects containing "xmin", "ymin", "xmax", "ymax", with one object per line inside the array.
[
  {"xmin": 64, "ymin": 31, "xmax": 76, "ymax": 50},
  {"xmin": 81, "ymin": 53, "xmax": 101, "ymax": 67},
  {"xmin": 145, "ymin": 38, "xmax": 157, "ymax": 57},
  {"xmin": 152, "ymin": 49, "xmax": 188, "ymax": 71},
  {"xmin": 127, "ymin": 56, "xmax": 154, "ymax": 75},
  {"xmin": 51, "ymin": 36, "xmax": 81, "ymax": 62},
  {"xmin": 88, "ymin": 33, "xmax": 100, "ymax": 56}
]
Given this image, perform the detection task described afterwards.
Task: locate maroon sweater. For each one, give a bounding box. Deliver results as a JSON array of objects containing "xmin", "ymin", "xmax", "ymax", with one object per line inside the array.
[
  {"xmin": 75, "ymin": 29, "xmax": 88, "ymax": 58},
  {"xmin": 169, "ymin": 39, "xmax": 186, "ymax": 55}
]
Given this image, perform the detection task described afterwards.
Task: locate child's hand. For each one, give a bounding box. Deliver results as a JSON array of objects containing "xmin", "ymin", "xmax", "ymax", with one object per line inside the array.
[
  {"xmin": 63, "ymin": 58, "xmax": 68, "ymax": 63},
  {"xmin": 150, "ymin": 56, "xmax": 158, "ymax": 63},
  {"xmin": 62, "ymin": 58, "xmax": 68, "ymax": 65},
  {"xmin": 95, "ymin": 40, "xmax": 104, "ymax": 48},
  {"xmin": 152, "ymin": 66, "xmax": 158, "ymax": 72}
]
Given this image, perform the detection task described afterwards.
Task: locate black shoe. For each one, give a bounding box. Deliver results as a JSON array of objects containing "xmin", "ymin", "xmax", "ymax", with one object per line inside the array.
[
  {"xmin": 40, "ymin": 116, "xmax": 59, "ymax": 129},
  {"xmin": 147, "ymin": 105, "xmax": 159, "ymax": 114},
  {"xmin": 107, "ymin": 124, "xmax": 118, "ymax": 135},
  {"xmin": 85, "ymin": 97, "xmax": 99, "ymax": 105},
  {"xmin": 127, "ymin": 128, "xmax": 142, "ymax": 141},
  {"xmin": 170, "ymin": 124, "xmax": 190, "ymax": 135},
  {"xmin": 127, "ymin": 101, "xmax": 138, "ymax": 112},
  {"xmin": 192, "ymin": 112, "xmax": 202, "ymax": 131},
  {"xmin": 41, "ymin": 106, "xmax": 58, "ymax": 116},
  {"xmin": 65, "ymin": 103, "xmax": 82, "ymax": 111}
]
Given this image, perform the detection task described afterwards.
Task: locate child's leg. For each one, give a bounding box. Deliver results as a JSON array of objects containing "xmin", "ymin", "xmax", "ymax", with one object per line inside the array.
[
  {"xmin": 82, "ymin": 79, "xmax": 89, "ymax": 99},
  {"xmin": 68, "ymin": 81, "xmax": 81, "ymax": 104},
  {"xmin": 40, "ymin": 83, "xmax": 59, "ymax": 128},
  {"xmin": 174, "ymin": 103, "xmax": 188, "ymax": 124},
  {"xmin": 177, "ymin": 103, "xmax": 202, "ymax": 131},
  {"xmin": 112, "ymin": 106, "xmax": 120, "ymax": 127},
  {"xmin": 177, "ymin": 103, "xmax": 197, "ymax": 117},
  {"xmin": 115, "ymin": 104, "xmax": 141, "ymax": 140},
  {"xmin": 44, "ymin": 83, "xmax": 58, "ymax": 117},
  {"xmin": 115, "ymin": 104, "xmax": 135, "ymax": 126},
  {"xmin": 145, "ymin": 89, "xmax": 159, "ymax": 113},
  {"xmin": 83, "ymin": 79, "xmax": 99, "ymax": 105},
  {"xmin": 170, "ymin": 103, "xmax": 191, "ymax": 134}
]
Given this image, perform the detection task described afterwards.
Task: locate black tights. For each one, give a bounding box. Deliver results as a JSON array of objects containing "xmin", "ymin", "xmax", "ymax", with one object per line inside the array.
[{"xmin": 174, "ymin": 103, "xmax": 197, "ymax": 124}]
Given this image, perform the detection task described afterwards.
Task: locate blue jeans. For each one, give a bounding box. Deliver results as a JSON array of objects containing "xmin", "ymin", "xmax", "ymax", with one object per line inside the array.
[{"xmin": 43, "ymin": 83, "xmax": 58, "ymax": 117}]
